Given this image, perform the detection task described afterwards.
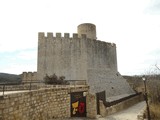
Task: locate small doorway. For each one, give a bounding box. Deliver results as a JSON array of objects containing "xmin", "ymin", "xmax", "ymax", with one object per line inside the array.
[
  {"xmin": 70, "ymin": 92, "xmax": 86, "ymax": 117},
  {"xmin": 96, "ymin": 92, "xmax": 100, "ymax": 115}
]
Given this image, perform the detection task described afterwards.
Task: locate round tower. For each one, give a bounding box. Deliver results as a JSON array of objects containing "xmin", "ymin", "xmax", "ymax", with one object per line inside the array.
[{"xmin": 77, "ymin": 23, "xmax": 97, "ymax": 39}]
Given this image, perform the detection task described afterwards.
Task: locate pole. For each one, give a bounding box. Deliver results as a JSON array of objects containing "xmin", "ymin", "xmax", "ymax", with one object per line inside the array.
[
  {"xmin": 2, "ymin": 84, "xmax": 5, "ymax": 96},
  {"xmin": 29, "ymin": 81, "xmax": 32, "ymax": 91},
  {"xmin": 143, "ymin": 80, "xmax": 151, "ymax": 120}
]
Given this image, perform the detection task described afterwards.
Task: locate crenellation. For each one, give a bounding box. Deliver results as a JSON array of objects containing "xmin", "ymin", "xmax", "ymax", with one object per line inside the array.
[
  {"xmin": 39, "ymin": 32, "xmax": 101, "ymax": 41},
  {"xmin": 111, "ymin": 43, "xmax": 116, "ymax": 47},
  {"xmin": 64, "ymin": 33, "xmax": 70, "ymax": 38},
  {"xmin": 0, "ymin": 86, "xmax": 89, "ymax": 119},
  {"xmin": 47, "ymin": 32, "xmax": 53, "ymax": 38},
  {"xmin": 28, "ymin": 72, "xmax": 32, "ymax": 81},
  {"xmin": 56, "ymin": 33, "xmax": 61, "ymax": 38},
  {"xmin": 72, "ymin": 33, "xmax": 78, "ymax": 38},
  {"xmin": 106, "ymin": 42, "xmax": 112, "ymax": 46},
  {"xmin": 81, "ymin": 34, "xmax": 87, "ymax": 39},
  {"xmin": 22, "ymin": 71, "xmax": 37, "ymax": 82},
  {"xmin": 38, "ymin": 32, "xmax": 45, "ymax": 38},
  {"xmin": 101, "ymin": 41, "xmax": 106, "ymax": 44},
  {"xmin": 37, "ymin": 23, "xmax": 134, "ymax": 99}
]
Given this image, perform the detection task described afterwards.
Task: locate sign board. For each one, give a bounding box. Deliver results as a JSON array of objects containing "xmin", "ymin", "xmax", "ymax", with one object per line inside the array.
[{"xmin": 71, "ymin": 92, "xmax": 86, "ymax": 117}]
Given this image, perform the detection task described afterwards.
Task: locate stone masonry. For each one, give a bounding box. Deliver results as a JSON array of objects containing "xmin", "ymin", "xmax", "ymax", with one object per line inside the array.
[
  {"xmin": 0, "ymin": 86, "xmax": 89, "ymax": 120},
  {"xmin": 22, "ymin": 72, "xmax": 37, "ymax": 82},
  {"xmin": 37, "ymin": 23, "xmax": 134, "ymax": 99}
]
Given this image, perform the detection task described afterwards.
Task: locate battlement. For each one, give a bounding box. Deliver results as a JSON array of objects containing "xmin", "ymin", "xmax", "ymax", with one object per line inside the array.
[
  {"xmin": 37, "ymin": 23, "xmax": 134, "ymax": 101},
  {"xmin": 38, "ymin": 32, "xmax": 89, "ymax": 39},
  {"xmin": 38, "ymin": 32, "xmax": 116, "ymax": 48},
  {"xmin": 22, "ymin": 71, "xmax": 37, "ymax": 82}
]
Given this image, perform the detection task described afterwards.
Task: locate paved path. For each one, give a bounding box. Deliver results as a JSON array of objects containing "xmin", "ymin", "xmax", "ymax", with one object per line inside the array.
[
  {"xmin": 99, "ymin": 101, "xmax": 146, "ymax": 120},
  {"xmin": 0, "ymin": 91, "xmax": 146, "ymax": 120},
  {"xmin": 64, "ymin": 101, "xmax": 146, "ymax": 120}
]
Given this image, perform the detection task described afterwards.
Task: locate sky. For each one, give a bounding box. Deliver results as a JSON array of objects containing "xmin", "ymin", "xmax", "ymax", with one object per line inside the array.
[{"xmin": 0, "ymin": 0, "xmax": 160, "ymax": 75}]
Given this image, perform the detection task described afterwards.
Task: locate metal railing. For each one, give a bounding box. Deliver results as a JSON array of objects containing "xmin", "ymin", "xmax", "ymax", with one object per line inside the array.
[
  {"xmin": 96, "ymin": 90, "xmax": 143, "ymax": 107},
  {"xmin": 105, "ymin": 92, "xmax": 142, "ymax": 107},
  {"xmin": 0, "ymin": 80, "xmax": 87, "ymax": 96},
  {"xmin": 0, "ymin": 81, "xmax": 42, "ymax": 96}
]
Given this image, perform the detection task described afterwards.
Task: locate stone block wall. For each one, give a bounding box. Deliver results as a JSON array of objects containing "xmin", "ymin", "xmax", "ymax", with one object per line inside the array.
[
  {"xmin": 99, "ymin": 93, "xmax": 144, "ymax": 117},
  {"xmin": 38, "ymin": 32, "xmax": 88, "ymax": 81},
  {"xmin": 22, "ymin": 72, "xmax": 37, "ymax": 82},
  {"xmin": 0, "ymin": 84, "xmax": 88, "ymax": 92},
  {"xmin": 0, "ymin": 86, "xmax": 89, "ymax": 120},
  {"xmin": 37, "ymin": 32, "xmax": 134, "ymax": 97},
  {"xmin": 37, "ymin": 32, "xmax": 117, "ymax": 81},
  {"xmin": 86, "ymin": 93, "xmax": 97, "ymax": 118},
  {"xmin": 87, "ymin": 69, "xmax": 135, "ymax": 97},
  {"xmin": 0, "ymin": 84, "xmax": 38, "ymax": 92}
]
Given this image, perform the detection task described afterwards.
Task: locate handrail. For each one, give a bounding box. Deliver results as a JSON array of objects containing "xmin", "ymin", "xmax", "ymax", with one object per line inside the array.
[
  {"xmin": 96, "ymin": 90, "xmax": 142, "ymax": 107},
  {"xmin": 105, "ymin": 92, "xmax": 142, "ymax": 107},
  {"xmin": 0, "ymin": 80, "xmax": 87, "ymax": 96}
]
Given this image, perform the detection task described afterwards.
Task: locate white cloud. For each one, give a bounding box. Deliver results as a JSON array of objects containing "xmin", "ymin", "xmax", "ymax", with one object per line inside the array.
[
  {"xmin": 0, "ymin": 0, "xmax": 160, "ymax": 75},
  {"xmin": 145, "ymin": 0, "xmax": 160, "ymax": 14},
  {"xmin": 0, "ymin": 49, "xmax": 37, "ymax": 74},
  {"xmin": 1, "ymin": 64, "xmax": 37, "ymax": 75},
  {"xmin": 17, "ymin": 50, "xmax": 37, "ymax": 60}
]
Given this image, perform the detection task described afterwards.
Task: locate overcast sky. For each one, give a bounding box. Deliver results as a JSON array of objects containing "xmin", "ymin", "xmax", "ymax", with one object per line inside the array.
[{"xmin": 0, "ymin": 0, "xmax": 160, "ymax": 75}]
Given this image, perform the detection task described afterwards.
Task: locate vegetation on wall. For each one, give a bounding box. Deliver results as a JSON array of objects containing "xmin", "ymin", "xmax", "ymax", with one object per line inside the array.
[
  {"xmin": 124, "ymin": 74, "xmax": 160, "ymax": 119},
  {"xmin": 44, "ymin": 74, "xmax": 69, "ymax": 85}
]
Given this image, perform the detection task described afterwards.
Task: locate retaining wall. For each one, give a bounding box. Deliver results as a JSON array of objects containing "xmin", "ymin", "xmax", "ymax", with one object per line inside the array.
[
  {"xmin": 86, "ymin": 93, "xmax": 97, "ymax": 118},
  {"xmin": 0, "ymin": 85, "xmax": 39, "ymax": 92},
  {"xmin": 0, "ymin": 86, "xmax": 89, "ymax": 120},
  {"xmin": 99, "ymin": 93, "xmax": 144, "ymax": 117},
  {"xmin": 0, "ymin": 84, "xmax": 87, "ymax": 92}
]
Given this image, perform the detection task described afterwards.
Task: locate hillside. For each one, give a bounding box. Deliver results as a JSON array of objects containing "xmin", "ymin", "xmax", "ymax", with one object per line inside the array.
[{"xmin": 0, "ymin": 73, "xmax": 21, "ymax": 84}]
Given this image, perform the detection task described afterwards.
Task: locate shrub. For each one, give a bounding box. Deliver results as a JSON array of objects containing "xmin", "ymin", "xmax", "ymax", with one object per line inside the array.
[
  {"xmin": 150, "ymin": 103, "xmax": 160, "ymax": 119},
  {"xmin": 44, "ymin": 74, "xmax": 69, "ymax": 85}
]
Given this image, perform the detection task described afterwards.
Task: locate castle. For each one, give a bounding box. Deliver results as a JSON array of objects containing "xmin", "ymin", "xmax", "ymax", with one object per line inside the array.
[{"xmin": 36, "ymin": 23, "xmax": 134, "ymax": 98}]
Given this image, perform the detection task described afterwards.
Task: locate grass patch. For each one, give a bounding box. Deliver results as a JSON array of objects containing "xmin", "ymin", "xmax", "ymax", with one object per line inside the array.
[{"xmin": 150, "ymin": 103, "xmax": 160, "ymax": 119}]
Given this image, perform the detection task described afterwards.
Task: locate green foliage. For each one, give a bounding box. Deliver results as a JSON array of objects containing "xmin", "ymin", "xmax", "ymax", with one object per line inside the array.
[{"xmin": 44, "ymin": 74, "xmax": 69, "ymax": 85}]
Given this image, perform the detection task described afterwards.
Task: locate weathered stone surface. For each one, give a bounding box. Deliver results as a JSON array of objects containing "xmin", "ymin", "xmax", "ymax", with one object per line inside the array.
[
  {"xmin": 99, "ymin": 94, "xmax": 144, "ymax": 116},
  {"xmin": 22, "ymin": 72, "xmax": 37, "ymax": 82},
  {"xmin": 37, "ymin": 23, "xmax": 134, "ymax": 99},
  {"xmin": 0, "ymin": 86, "xmax": 88, "ymax": 120},
  {"xmin": 86, "ymin": 93, "xmax": 97, "ymax": 118}
]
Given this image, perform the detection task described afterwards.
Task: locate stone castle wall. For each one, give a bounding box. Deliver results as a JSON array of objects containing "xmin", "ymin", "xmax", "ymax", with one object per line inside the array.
[
  {"xmin": 38, "ymin": 33, "xmax": 117, "ymax": 81},
  {"xmin": 22, "ymin": 72, "xmax": 37, "ymax": 82},
  {"xmin": 0, "ymin": 86, "xmax": 89, "ymax": 120},
  {"xmin": 87, "ymin": 70, "xmax": 134, "ymax": 97},
  {"xmin": 37, "ymin": 23, "xmax": 134, "ymax": 98},
  {"xmin": 99, "ymin": 93, "xmax": 144, "ymax": 117},
  {"xmin": 38, "ymin": 33, "xmax": 88, "ymax": 81}
]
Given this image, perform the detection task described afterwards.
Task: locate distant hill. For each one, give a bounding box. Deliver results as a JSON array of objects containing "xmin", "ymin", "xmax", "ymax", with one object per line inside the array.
[
  {"xmin": 123, "ymin": 75, "xmax": 160, "ymax": 89},
  {"xmin": 0, "ymin": 73, "xmax": 21, "ymax": 84}
]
